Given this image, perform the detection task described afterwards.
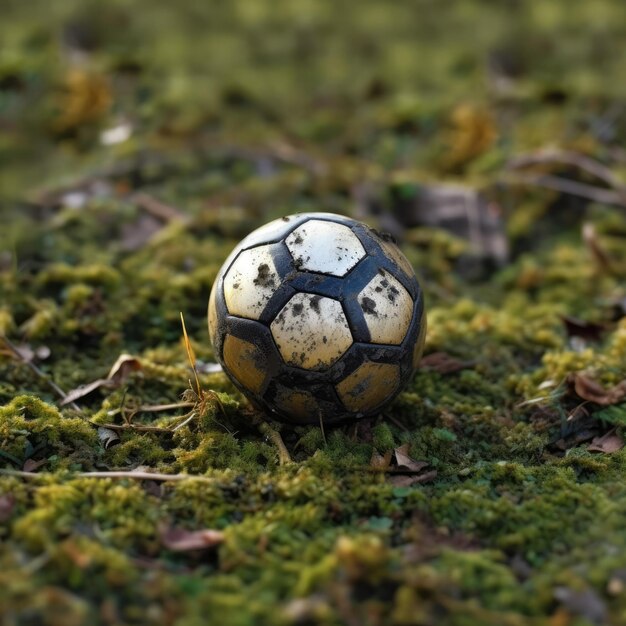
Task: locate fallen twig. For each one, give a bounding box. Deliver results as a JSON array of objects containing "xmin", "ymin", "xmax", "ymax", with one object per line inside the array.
[
  {"xmin": 90, "ymin": 421, "xmax": 173, "ymax": 434},
  {"xmin": 134, "ymin": 402, "xmax": 195, "ymax": 413},
  {"xmin": 0, "ymin": 469, "xmax": 217, "ymax": 482},
  {"xmin": 506, "ymin": 149, "xmax": 626, "ymax": 195},
  {"xmin": 170, "ymin": 411, "xmax": 198, "ymax": 432},
  {"xmin": 134, "ymin": 192, "xmax": 189, "ymax": 223},
  {"xmin": 259, "ymin": 422, "xmax": 293, "ymax": 465},
  {"xmin": 502, "ymin": 171, "xmax": 626, "ymax": 207}
]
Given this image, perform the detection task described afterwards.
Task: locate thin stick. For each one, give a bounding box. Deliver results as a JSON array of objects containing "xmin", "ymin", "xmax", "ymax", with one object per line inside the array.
[
  {"xmin": 91, "ymin": 422, "xmax": 173, "ymax": 434},
  {"xmin": 259, "ymin": 422, "xmax": 293, "ymax": 465},
  {"xmin": 0, "ymin": 335, "xmax": 80, "ymax": 410},
  {"xmin": 506, "ymin": 149, "xmax": 626, "ymax": 194},
  {"xmin": 135, "ymin": 402, "xmax": 195, "ymax": 413},
  {"xmin": 385, "ymin": 413, "xmax": 410, "ymax": 432},
  {"xmin": 318, "ymin": 410, "xmax": 327, "ymax": 446},
  {"xmin": 134, "ymin": 192, "xmax": 188, "ymax": 223},
  {"xmin": 502, "ymin": 172, "xmax": 626, "ymax": 207},
  {"xmin": 170, "ymin": 411, "xmax": 197, "ymax": 432},
  {"xmin": 77, "ymin": 471, "xmax": 215, "ymax": 481},
  {"xmin": 0, "ymin": 468, "xmax": 216, "ymax": 482}
]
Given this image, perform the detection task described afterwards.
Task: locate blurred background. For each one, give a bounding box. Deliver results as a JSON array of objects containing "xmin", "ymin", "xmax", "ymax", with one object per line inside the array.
[
  {"xmin": 1, "ymin": 0, "xmax": 626, "ymax": 354},
  {"xmin": 3, "ymin": 0, "xmax": 626, "ymax": 197}
]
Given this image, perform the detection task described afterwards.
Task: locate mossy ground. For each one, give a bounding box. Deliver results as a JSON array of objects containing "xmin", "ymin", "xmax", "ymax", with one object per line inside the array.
[{"xmin": 2, "ymin": 1, "xmax": 626, "ymax": 624}]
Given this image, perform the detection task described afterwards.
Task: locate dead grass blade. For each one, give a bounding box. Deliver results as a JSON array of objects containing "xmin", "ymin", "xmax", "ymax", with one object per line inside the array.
[{"xmin": 180, "ymin": 312, "xmax": 202, "ymax": 398}]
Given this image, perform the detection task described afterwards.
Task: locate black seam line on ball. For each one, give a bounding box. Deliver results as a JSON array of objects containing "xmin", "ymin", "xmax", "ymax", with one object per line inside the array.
[
  {"xmin": 351, "ymin": 223, "xmax": 420, "ymax": 300},
  {"xmin": 223, "ymin": 315, "xmax": 284, "ymax": 387},
  {"xmin": 274, "ymin": 363, "xmax": 330, "ymax": 384},
  {"xmin": 401, "ymin": 293, "xmax": 424, "ymax": 353},
  {"xmin": 270, "ymin": 239, "xmax": 297, "ymax": 280},
  {"xmin": 237, "ymin": 215, "xmax": 310, "ymax": 253},
  {"xmin": 257, "ymin": 242, "xmax": 299, "ymax": 326},
  {"xmin": 226, "ymin": 298, "xmax": 293, "ymax": 367},
  {"xmin": 327, "ymin": 343, "xmax": 404, "ymax": 383},
  {"xmin": 295, "ymin": 213, "xmax": 358, "ymax": 229},
  {"xmin": 213, "ymin": 275, "xmax": 229, "ymax": 361},
  {"xmin": 220, "ymin": 239, "xmax": 287, "ymax": 284},
  {"xmin": 262, "ymin": 380, "xmax": 355, "ymax": 425},
  {"xmin": 258, "ymin": 283, "xmax": 298, "ymax": 326},
  {"xmin": 286, "ymin": 254, "xmax": 381, "ymax": 302},
  {"xmin": 341, "ymin": 297, "xmax": 371, "ymax": 343}
]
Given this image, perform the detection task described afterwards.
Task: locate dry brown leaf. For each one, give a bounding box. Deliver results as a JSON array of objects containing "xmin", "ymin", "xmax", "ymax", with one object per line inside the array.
[
  {"xmin": 394, "ymin": 444, "xmax": 429, "ymax": 473},
  {"xmin": 61, "ymin": 354, "xmax": 142, "ymax": 405},
  {"xmin": 23, "ymin": 458, "xmax": 47, "ymax": 472},
  {"xmin": 419, "ymin": 352, "xmax": 475, "ymax": 374},
  {"xmin": 588, "ymin": 431, "xmax": 624, "ymax": 454},
  {"xmin": 389, "ymin": 470, "xmax": 437, "ymax": 487},
  {"xmin": 370, "ymin": 450, "xmax": 392, "ymax": 470},
  {"xmin": 160, "ymin": 525, "xmax": 225, "ymax": 552},
  {"xmin": 107, "ymin": 354, "xmax": 142, "ymax": 382},
  {"xmin": 569, "ymin": 373, "xmax": 626, "ymax": 406},
  {"xmin": 61, "ymin": 378, "xmax": 113, "ymax": 406}
]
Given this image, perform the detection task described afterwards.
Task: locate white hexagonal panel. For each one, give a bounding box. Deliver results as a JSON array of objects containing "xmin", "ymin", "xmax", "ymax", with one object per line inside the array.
[
  {"xmin": 286, "ymin": 220, "xmax": 366, "ymax": 277},
  {"xmin": 358, "ymin": 269, "xmax": 413, "ymax": 345},
  {"xmin": 270, "ymin": 292, "xmax": 353, "ymax": 370},
  {"xmin": 224, "ymin": 245, "xmax": 281, "ymax": 320}
]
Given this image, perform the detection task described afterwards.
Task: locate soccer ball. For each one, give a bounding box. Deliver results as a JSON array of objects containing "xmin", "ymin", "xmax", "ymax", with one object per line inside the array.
[{"xmin": 208, "ymin": 213, "xmax": 426, "ymax": 424}]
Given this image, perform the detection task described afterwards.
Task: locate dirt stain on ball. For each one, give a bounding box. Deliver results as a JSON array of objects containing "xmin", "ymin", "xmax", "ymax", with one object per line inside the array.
[
  {"xmin": 253, "ymin": 263, "xmax": 276, "ymax": 288},
  {"xmin": 361, "ymin": 296, "xmax": 378, "ymax": 316}
]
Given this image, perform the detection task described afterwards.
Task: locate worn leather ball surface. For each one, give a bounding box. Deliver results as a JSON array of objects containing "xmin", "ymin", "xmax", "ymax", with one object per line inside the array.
[{"xmin": 208, "ymin": 212, "xmax": 426, "ymax": 424}]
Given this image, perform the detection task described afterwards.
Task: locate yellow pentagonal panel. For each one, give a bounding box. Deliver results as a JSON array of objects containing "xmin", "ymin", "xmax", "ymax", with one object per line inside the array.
[
  {"xmin": 286, "ymin": 220, "xmax": 366, "ymax": 277},
  {"xmin": 273, "ymin": 386, "xmax": 319, "ymax": 422},
  {"xmin": 222, "ymin": 334, "xmax": 266, "ymax": 394},
  {"xmin": 336, "ymin": 362, "xmax": 400, "ymax": 413},
  {"xmin": 270, "ymin": 293, "xmax": 353, "ymax": 370},
  {"xmin": 224, "ymin": 245, "xmax": 281, "ymax": 320},
  {"xmin": 379, "ymin": 238, "xmax": 415, "ymax": 277},
  {"xmin": 358, "ymin": 269, "xmax": 413, "ymax": 345}
]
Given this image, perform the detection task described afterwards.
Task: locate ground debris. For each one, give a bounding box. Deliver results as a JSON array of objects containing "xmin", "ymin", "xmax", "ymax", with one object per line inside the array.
[
  {"xmin": 588, "ymin": 429, "xmax": 624, "ymax": 454},
  {"xmin": 159, "ymin": 524, "xmax": 224, "ymax": 552},
  {"xmin": 568, "ymin": 373, "xmax": 626, "ymax": 406},
  {"xmin": 61, "ymin": 354, "xmax": 142, "ymax": 406},
  {"xmin": 419, "ymin": 352, "xmax": 476, "ymax": 374},
  {"xmin": 97, "ymin": 426, "xmax": 120, "ymax": 449},
  {"xmin": 369, "ymin": 444, "xmax": 435, "ymax": 486}
]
